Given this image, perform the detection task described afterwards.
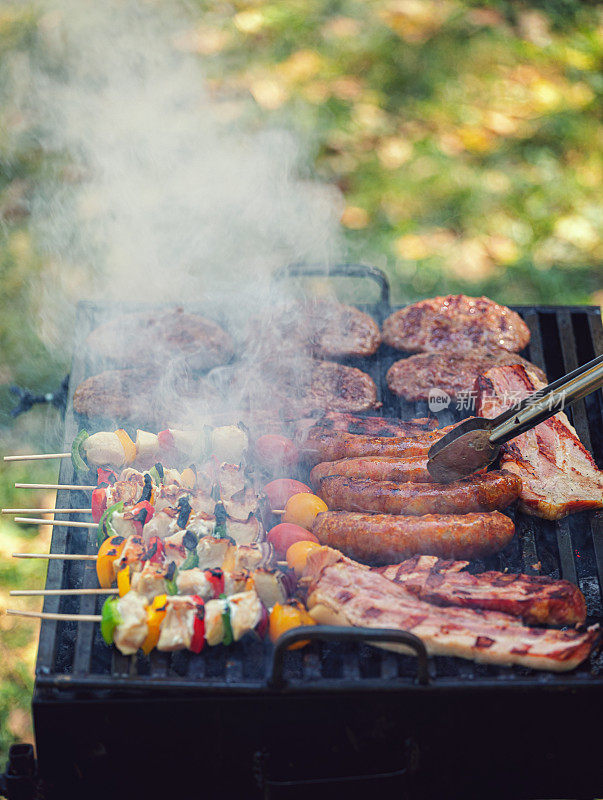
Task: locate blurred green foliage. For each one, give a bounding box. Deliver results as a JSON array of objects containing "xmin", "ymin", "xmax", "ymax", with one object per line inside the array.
[{"xmin": 0, "ymin": 0, "xmax": 601, "ymax": 766}]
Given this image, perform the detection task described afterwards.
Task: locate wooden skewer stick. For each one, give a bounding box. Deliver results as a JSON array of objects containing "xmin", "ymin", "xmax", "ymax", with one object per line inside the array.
[
  {"xmin": 13, "ymin": 552, "xmax": 97, "ymax": 560},
  {"xmin": 2, "ymin": 508, "xmax": 92, "ymax": 514},
  {"xmin": 4, "ymin": 453, "xmax": 70, "ymax": 462},
  {"xmin": 15, "ymin": 483, "xmax": 94, "ymax": 491},
  {"xmin": 12, "ymin": 551, "xmax": 289, "ymax": 569},
  {"xmin": 10, "ymin": 588, "xmax": 118, "ymax": 596},
  {"xmin": 14, "ymin": 517, "xmax": 97, "ymax": 530},
  {"xmin": 6, "ymin": 609, "xmax": 101, "ymax": 622}
]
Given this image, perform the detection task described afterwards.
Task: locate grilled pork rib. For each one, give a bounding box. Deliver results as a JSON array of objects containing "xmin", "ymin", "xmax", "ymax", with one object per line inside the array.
[
  {"xmin": 304, "ymin": 549, "xmax": 598, "ymax": 672},
  {"xmin": 377, "ymin": 555, "xmax": 587, "ymax": 626},
  {"xmin": 476, "ymin": 364, "xmax": 603, "ymax": 519}
]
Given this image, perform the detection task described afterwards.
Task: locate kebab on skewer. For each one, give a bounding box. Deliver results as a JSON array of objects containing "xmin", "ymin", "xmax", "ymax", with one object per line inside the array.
[{"xmin": 4, "ymin": 424, "xmax": 249, "ymax": 473}]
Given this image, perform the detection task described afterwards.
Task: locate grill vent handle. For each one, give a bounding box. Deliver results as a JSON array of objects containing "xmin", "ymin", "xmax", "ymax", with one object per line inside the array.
[
  {"xmin": 268, "ymin": 625, "xmax": 429, "ymax": 689},
  {"xmin": 273, "ymin": 262, "xmax": 390, "ymax": 307}
]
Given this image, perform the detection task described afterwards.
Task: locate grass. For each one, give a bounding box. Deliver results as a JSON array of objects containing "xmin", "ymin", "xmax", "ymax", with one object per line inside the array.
[{"xmin": 0, "ymin": 0, "xmax": 601, "ymax": 767}]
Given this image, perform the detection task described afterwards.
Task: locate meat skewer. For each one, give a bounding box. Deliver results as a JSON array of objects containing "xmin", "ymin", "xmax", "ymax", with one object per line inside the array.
[
  {"xmin": 4, "ymin": 423, "xmax": 248, "ymax": 472},
  {"xmin": 377, "ymin": 555, "xmax": 587, "ymax": 627},
  {"xmin": 312, "ymin": 510, "xmax": 515, "ymax": 563},
  {"xmin": 317, "ymin": 470, "xmax": 522, "ymax": 515}
]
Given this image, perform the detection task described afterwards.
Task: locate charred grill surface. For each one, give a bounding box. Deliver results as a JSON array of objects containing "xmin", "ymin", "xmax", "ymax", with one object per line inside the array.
[{"xmin": 35, "ymin": 296, "xmax": 603, "ymax": 693}]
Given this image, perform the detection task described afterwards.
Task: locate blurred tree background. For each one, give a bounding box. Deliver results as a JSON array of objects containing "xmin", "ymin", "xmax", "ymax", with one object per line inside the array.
[{"xmin": 0, "ymin": 0, "xmax": 601, "ymax": 762}]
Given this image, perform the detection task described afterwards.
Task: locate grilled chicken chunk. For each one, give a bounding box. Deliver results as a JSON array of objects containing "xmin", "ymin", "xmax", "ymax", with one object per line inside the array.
[
  {"xmin": 476, "ymin": 364, "xmax": 603, "ymax": 519},
  {"xmin": 378, "ymin": 555, "xmax": 587, "ymax": 627},
  {"xmin": 157, "ymin": 596, "xmax": 196, "ymax": 652},
  {"xmin": 130, "ymin": 561, "xmax": 168, "ymax": 602},
  {"xmin": 113, "ymin": 592, "xmax": 149, "ymax": 655},
  {"xmin": 387, "ymin": 350, "xmax": 546, "ymax": 402},
  {"xmin": 304, "ymin": 549, "xmax": 598, "ymax": 672},
  {"xmin": 86, "ymin": 307, "xmax": 234, "ymax": 370},
  {"xmin": 382, "ymin": 294, "xmax": 530, "ymax": 354}
]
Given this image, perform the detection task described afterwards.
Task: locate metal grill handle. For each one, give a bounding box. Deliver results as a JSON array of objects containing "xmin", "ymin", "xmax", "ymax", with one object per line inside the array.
[
  {"xmin": 273, "ymin": 262, "xmax": 390, "ymax": 306},
  {"xmin": 268, "ymin": 625, "xmax": 429, "ymax": 688}
]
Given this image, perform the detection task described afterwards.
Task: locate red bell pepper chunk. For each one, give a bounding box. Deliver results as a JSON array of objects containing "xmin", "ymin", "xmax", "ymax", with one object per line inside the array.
[
  {"xmin": 97, "ymin": 467, "xmax": 117, "ymax": 486},
  {"xmin": 91, "ymin": 485, "xmax": 108, "ymax": 524},
  {"xmin": 190, "ymin": 595, "xmax": 205, "ymax": 653},
  {"xmin": 146, "ymin": 536, "xmax": 165, "ymax": 565},
  {"xmin": 205, "ymin": 569, "xmax": 225, "ymax": 599},
  {"xmin": 157, "ymin": 430, "xmax": 175, "ymax": 450}
]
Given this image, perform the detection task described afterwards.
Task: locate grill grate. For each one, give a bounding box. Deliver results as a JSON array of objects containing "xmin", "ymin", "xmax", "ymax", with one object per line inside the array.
[{"xmin": 34, "ymin": 292, "xmax": 603, "ymax": 696}]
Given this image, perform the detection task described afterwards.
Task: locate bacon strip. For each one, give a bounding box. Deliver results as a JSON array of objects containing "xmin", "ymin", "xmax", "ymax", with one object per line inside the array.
[
  {"xmin": 476, "ymin": 364, "xmax": 603, "ymax": 520},
  {"xmin": 377, "ymin": 555, "xmax": 587, "ymax": 626},
  {"xmin": 305, "ymin": 551, "xmax": 598, "ymax": 672}
]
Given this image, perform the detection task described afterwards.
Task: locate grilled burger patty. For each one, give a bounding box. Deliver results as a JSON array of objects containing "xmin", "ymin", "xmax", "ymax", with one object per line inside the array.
[
  {"xmin": 246, "ymin": 358, "xmax": 379, "ymax": 415},
  {"xmin": 386, "ymin": 350, "xmax": 546, "ymax": 401},
  {"xmin": 86, "ymin": 307, "xmax": 234, "ymax": 370},
  {"xmin": 382, "ymin": 294, "xmax": 530, "ymax": 354},
  {"xmin": 317, "ymin": 470, "xmax": 521, "ymax": 515},
  {"xmin": 73, "ymin": 369, "xmax": 218, "ymax": 424},
  {"xmin": 313, "ymin": 510, "xmax": 515, "ymax": 563},
  {"xmin": 249, "ymin": 299, "xmax": 381, "ymax": 359}
]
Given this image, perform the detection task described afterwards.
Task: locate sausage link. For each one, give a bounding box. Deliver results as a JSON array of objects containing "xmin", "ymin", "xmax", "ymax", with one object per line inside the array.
[
  {"xmin": 301, "ymin": 423, "xmax": 461, "ymax": 465},
  {"xmin": 318, "ymin": 470, "xmax": 522, "ymax": 515},
  {"xmin": 310, "ymin": 456, "xmax": 433, "ymax": 489},
  {"xmin": 313, "ymin": 510, "xmax": 515, "ymax": 563}
]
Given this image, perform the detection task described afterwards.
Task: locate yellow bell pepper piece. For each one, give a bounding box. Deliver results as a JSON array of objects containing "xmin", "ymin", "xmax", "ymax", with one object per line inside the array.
[
  {"xmin": 117, "ymin": 567, "xmax": 131, "ymax": 597},
  {"xmin": 115, "ymin": 429, "xmax": 137, "ymax": 465},
  {"xmin": 269, "ymin": 601, "xmax": 316, "ymax": 650},
  {"xmin": 141, "ymin": 594, "xmax": 168, "ymax": 655},
  {"xmin": 96, "ymin": 536, "xmax": 126, "ymax": 589},
  {"xmin": 180, "ymin": 468, "xmax": 196, "ymax": 490}
]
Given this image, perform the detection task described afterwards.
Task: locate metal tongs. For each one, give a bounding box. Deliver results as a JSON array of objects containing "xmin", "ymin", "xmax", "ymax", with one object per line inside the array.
[{"xmin": 427, "ymin": 354, "xmax": 603, "ymax": 483}]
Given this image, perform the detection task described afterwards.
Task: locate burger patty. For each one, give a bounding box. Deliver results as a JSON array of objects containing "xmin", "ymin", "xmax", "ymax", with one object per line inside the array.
[
  {"xmin": 239, "ymin": 358, "xmax": 379, "ymax": 415},
  {"xmin": 248, "ymin": 299, "xmax": 381, "ymax": 359},
  {"xmin": 73, "ymin": 369, "xmax": 218, "ymax": 425},
  {"xmin": 387, "ymin": 350, "xmax": 546, "ymax": 402},
  {"xmin": 86, "ymin": 307, "xmax": 234, "ymax": 370},
  {"xmin": 382, "ymin": 294, "xmax": 530, "ymax": 354}
]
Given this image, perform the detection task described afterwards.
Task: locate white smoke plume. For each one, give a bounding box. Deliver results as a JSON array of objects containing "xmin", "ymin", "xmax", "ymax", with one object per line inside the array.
[{"xmin": 21, "ymin": 0, "xmax": 345, "ymax": 347}]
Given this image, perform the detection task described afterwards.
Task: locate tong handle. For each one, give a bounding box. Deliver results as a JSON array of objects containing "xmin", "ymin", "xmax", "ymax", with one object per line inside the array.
[{"xmin": 490, "ymin": 354, "xmax": 603, "ymax": 446}]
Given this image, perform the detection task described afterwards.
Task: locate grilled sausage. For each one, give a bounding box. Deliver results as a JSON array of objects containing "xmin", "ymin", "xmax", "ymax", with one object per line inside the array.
[
  {"xmin": 301, "ymin": 423, "xmax": 460, "ymax": 465},
  {"xmin": 318, "ymin": 470, "xmax": 522, "ymax": 515},
  {"xmin": 305, "ymin": 412, "xmax": 438, "ymax": 437},
  {"xmin": 310, "ymin": 455, "xmax": 434, "ymax": 489},
  {"xmin": 313, "ymin": 510, "xmax": 515, "ymax": 563}
]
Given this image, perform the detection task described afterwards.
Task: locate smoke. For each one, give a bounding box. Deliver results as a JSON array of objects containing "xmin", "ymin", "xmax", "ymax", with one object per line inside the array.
[{"xmin": 21, "ymin": 0, "xmax": 345, "ymax": 347}]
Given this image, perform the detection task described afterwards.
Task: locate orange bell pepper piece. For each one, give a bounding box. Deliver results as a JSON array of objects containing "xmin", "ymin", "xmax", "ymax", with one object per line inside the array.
[
  {"xmin": 96, "ymin": 535, "xmax": 126, "ymax": 588},
  {"xmin": 141, "ymin": 594, "xmax": 168, "ymax": 655},
  {"xmin": 269, "ymin": 601, "xmax": 316, "ymax": 650},
  {"xmin": 117, "ymin": 566, "xmax": 131, "ymax": 597}
]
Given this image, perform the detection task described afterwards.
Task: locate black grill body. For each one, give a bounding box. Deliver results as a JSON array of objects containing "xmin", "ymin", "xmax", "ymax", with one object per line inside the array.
[{"xmin": 28, "ymin": 268, "xmax": 603, "ymax": 800}]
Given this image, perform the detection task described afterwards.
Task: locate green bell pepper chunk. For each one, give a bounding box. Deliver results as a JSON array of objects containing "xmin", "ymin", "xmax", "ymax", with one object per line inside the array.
[
  {"xmin": 101, "ymin": 597, "xmax": 122, "ymax": 645},
  {"xmin": 71, "ymin": 430, "xmax": 89, "ymax": 474},
  {"xmin": 97, "ymin": 501, "xmax": 124, "ymax": 547},
  {"xmin": 180, "ymin": 551, "xmax": 199, "ymax": 571},
  {"xmin": 221, "ymin": 597, "xmax": 233, "ymax": 646}
]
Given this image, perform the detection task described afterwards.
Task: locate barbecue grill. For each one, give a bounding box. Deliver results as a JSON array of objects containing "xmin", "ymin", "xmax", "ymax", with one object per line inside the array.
[{"xmin": 3, "ymin": 265, "xmax": 602, "ymax": 800}]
